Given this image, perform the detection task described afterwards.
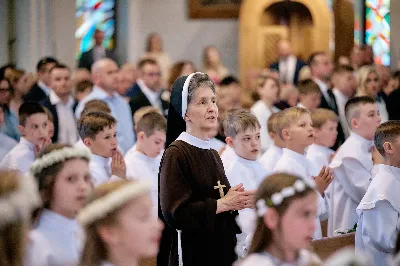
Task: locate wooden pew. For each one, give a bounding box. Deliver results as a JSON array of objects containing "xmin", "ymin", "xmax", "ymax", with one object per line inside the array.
[
  {"xmin": 140, "ymin": 257, "xmax": 157, "ymax": 266},
  {"xmin": 311, "ymin": 233, "xmax": 355, "ymax": 260}
]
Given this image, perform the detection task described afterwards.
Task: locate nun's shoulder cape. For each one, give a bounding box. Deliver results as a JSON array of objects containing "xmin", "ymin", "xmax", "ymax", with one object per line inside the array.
[{"xmin": 157, "ymin": 73, "xmax": 240, "ymax": 266}]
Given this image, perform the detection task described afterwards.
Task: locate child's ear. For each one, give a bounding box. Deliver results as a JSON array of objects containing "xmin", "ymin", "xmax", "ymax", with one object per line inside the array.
[
  {"xmin": 268, "ymin": 131, "xmax": 276, "ymax": 139},
  {"xmin": 264, "ymin": 208, "xmax": 279, "ymax": 230},
  {"xmin": 225, "ymin": 136, "xmax": 234, "ymax": 148},
  {"xmin": 281, "ymin": 128, "xmax": 290, "ymax": 140},
  {"xmin": 18, "ymin": 125, "xmax": 25, "ymax": 136},
  {"xmin": 137, "ymin": 131, "xmax": 145, "ymax": 140},
  {"xmin": 184, "ymin": 113, "xmax": 190, "ymax": 123},
  {"xmin": 350, "ymin": 117, "xmax": 359, "ymax": 129},
  {"xmin": 83, "ymin": 137, "xmax": 92, "ymax": 148},
  {"xmin": 98, "ymin": 225, "xmax": 119, "ymax": 246},
  {"xmin": 383, "ymin": 142, "xmax": 393, "ymax": 155}
]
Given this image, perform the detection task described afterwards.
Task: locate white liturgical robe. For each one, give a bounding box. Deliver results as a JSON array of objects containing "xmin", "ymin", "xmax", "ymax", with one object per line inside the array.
[
  {"xmin": 273, "ymin": 148, "xmax": 329, "ymax": 239},
  {"xmin": 0, "ymin": 137, "xmax": 35, "ymax": 174},
  {"xmin": 26, "ymin": 210, "xmax": 84, "ymax": 266},
  {"xmin": 328, "ymin": 132, "xmax": 375, "ymax": 236},
  {"xmin": 355, "ymin": 164, "xmax": 400, "ymax": 266},
  {"xmin": 124, "ymin": 146, "xmax": 162, "ymax": 217}
]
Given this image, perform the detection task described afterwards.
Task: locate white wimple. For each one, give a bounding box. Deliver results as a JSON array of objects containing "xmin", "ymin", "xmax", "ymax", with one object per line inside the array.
[
  {"xmin": 30, "ymin": 147, "xmax": 91, "ymax": 176},
  {"xmin": 181, "ymin": 72, "xmax": 203, "ymax": 118},
  {"xmin": 0, "ymin": 173, "xmax": 41, "ymax": 227},
  {"xmin": 77, "ymin": 181, "xmax": 151, "ymax": 226}
]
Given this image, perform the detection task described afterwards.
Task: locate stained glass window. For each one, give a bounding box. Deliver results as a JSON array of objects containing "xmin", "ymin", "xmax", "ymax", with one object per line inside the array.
[
  {"xmin": 75, "ymin": 0, "xmax": 116, "ymax": 59},
  {"xmin": 365, "ymin": 0, "xmax": 390, "ymax": 66}
]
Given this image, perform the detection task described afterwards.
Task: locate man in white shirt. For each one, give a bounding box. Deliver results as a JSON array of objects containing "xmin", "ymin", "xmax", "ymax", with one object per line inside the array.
[
  {"xmin": 270, "ymin": 39, "xmax": 307, "ymax": 86},
  {"xmin": 41, "ymin": 64, "xmax": 78, "ymax": 145},
  {"xmin": 126, "ymin": 58, "xmax": 169, "ymax": 117},
  {"xmin": 332, "ymin": 65, "xmax": 357, "ymax": 139}
]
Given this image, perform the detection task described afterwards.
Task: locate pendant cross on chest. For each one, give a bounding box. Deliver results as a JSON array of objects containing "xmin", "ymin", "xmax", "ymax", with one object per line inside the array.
[{"xmin": 214, "ymin": 180, "xmax": 226, "ymax": 198}]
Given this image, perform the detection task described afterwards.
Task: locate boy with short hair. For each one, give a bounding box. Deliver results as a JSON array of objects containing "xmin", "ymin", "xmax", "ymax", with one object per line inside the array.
[
  {"xmin": 222, "ymin": 109, "xmax": 269, "ymax": 257},
  {"xmin": 356, "ymin": 121, "xmax": 400, "ymax": 266},
  {"xmin": 297, "ymin": 79, "xmax": 322, "ymax": 111},
  {"xmin": 0, "ymin": 102, "xmax": 51, "ymax": 173},
  {"xmin": 273, "ymin": 106, "xmax": 333, "ymax": 239},
  {"xmin": 328, "ymin": 96, "xmax": 382, "ymax": 236},
  {"xmin": 124, "ymin": 112, "xmax": 167, "ymax": 216},
  {"xmin": 307, "ymin": 108, "xmax": 338, "ymax": 170},
  {"xmin": 75, "ymin": 99, "xmax": 112, "ymax": 150},
  {"xmin": 77, "ymin": 111, "xmax": 126, "ymax": 186},
  {"xmin": 259, "ymin": 112, "xmax": 285, "ymax": 172}
]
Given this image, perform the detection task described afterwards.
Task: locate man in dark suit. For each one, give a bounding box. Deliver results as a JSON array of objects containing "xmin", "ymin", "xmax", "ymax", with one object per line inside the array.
[
  {"xmin": 270, "ymin": 39, "xmax": 307, "ymax": 86},
  {"xmin": 24, "ymin": 57, "xmax": 58, "ymax": 103},
  {"xmin": 127, "ymin": 58, "xmax": 169, "ymax": 117},
  {"xmin": 78, "ymin": 29, "xmax": 118, "ymax": 71},
  {"xmin": 309, "ymin": 51, "xmax": 345, "ymax": 149},
  {"xmin": 40, "ymin": 64, "xmax": 78, "ymax": 144}
]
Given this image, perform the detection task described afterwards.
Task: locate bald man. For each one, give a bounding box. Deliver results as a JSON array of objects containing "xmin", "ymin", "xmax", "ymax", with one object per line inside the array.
[
  {"xmin": 270, "ymin": 39, "xmax": 307, "ymax": 86},
  {"xmin": 75, "ymin": 59, "xmax": 135, "ymax": 153}
]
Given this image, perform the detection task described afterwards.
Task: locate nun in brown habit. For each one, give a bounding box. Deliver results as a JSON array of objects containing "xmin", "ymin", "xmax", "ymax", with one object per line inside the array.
[{"xmin": 157, "ymin": 72, "xmax": 254, "ymax": 266}]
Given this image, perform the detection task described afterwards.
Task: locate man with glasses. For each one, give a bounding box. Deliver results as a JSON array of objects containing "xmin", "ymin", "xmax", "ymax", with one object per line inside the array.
[
  {"xmin": 24, "ymin": 57, "xmax": 58, "ymax": 103},
  {"xmin": 127, "ymin": 58, "xmax": 169, "ymax": 117}
]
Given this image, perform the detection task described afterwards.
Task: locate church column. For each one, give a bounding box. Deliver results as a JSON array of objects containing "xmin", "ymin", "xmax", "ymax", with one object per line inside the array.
[
  {"xmin": 0, "ymin": 0, "xmax": 10, "ymax": 63},
  {"xmin": 14, "ymin": 0, "xmax": 54, "ymax": 72},
  {"xmin": 391, "ymin": 0, "xmax": 400, "ymax": 70}
]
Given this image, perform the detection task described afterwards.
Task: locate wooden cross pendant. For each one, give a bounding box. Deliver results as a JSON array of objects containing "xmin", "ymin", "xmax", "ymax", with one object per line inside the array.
[{"xmin": 214, "ymin": 180, "xmax": 226, "ymax": 198}]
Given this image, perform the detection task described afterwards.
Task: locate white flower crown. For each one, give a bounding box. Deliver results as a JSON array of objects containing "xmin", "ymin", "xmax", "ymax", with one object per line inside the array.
[
  {"xmin": 77, "ymin": 181, "xmax": 151, "ymax": 226},
  {"xmin": 256, "ymin": 179, "xmax": 316, "ymax": 217},
  {"xmin": 30, "ymin": 147, "xmax": 91, "ymax": 176},
  {"xmin": 0, "ymin": 172, "xmax": 42, "ymax": 227}
]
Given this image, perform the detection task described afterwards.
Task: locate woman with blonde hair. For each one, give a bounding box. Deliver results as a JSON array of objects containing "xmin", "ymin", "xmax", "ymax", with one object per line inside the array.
[
  {"xmin": 0, "ymin": 170, "xmax": 41, "ymax": 266},
  {"xmin": 356, "ymin": 65, "xmax": 388, "ymax": 122}
]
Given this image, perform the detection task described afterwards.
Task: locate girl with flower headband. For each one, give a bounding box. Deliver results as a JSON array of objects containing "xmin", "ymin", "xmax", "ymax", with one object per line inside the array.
[
  {"xmin": 236, "ymin": 173, "xmax": 321, "ymax": 266},
  {"xmin": 26, "ymin": 144, "xmax": 92, "ymax": 266},
  {"xmin": 78, "ymin": 179, "xmax": 164, "ymax": 266},
  {"xmin": 0, "ymin": 170, "xmax": 41, "ymax": 266}
]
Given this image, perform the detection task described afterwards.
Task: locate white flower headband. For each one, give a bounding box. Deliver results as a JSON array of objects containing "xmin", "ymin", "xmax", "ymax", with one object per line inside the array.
[
  {"xmin": 30, "ymin": 147, "xmax": 91, "ymax": 176},
  {"xmin": 256, "ymin": 179, "xmax": 316, "ymax": 217},
  {"xmin": 77, "ymin": 181, "xmax": 151, "ymax": 226},
  {"xmin": 0, "ymin": 172, "xmax": 42, "ymax": 227}
]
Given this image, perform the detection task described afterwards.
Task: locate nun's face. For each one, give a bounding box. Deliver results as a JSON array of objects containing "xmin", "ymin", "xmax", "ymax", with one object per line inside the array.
[{"xmin": 185, "ymin": 86, "xmax": 218, "ymax": 132}]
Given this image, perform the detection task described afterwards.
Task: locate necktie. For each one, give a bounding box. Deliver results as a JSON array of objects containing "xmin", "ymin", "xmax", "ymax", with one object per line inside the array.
[{"xmin": 327, "ymin": 89, "xmax": 338, "ymax": 114}]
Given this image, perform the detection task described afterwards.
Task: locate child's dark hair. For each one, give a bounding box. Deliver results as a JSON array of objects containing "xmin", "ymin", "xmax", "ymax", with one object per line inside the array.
[
  {"xmin": 77, "ymin": 112, "xmax": 116, "ymax": 140},
  {"xmin": 374, "ymin": 121, "xmax": 400, "ymax": 157},
  {"xmin": 18, "ymin": 102, "xmax": 46, "ymax": 126},
  {"xmin": 344, "ymin": 96, "xmax": 375, "ymax": 127},
  {"xmin": 248, "ymin": 173, "xmax": 315, "ymax": 254},
  {"xmin": 136, "ymin": 112, "xmax": 167, "ymax": 137},
  {"xmin": 81, "ymin": 100, "xmax": 111, "ymax": 117}
]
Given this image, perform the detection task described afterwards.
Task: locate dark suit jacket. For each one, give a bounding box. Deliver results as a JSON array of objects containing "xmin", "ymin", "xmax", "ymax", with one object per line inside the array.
[
  {"xmin": 24, "ymin": 83, "xmax": 48, "ymax": 103},
  {"xmin": 78, "ymin": 48, "xmax": 118, "ymax": 71},
  {"xmin": 128, "ymin": 83, "xmax": 169, "ymax": 118},
  {"xmin": 270, "ymin": 58, "xmax": 307, "ymax": 86},
  {"xmin": 40, "ymin": 97, "xmax": 78, "ymax": 143},
  {"xmin": 317, "ymin": 88, "xmax": 345, "ymax": 150},
  {"xmin": 387, "ymin": 89, "xmax": 400, "ymax": 120}
]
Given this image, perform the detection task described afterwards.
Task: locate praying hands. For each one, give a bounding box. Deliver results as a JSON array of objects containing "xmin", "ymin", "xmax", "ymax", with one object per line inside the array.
[{"xmin": 216, "ymin": 183, "xmax": 256, "ymax": 214}]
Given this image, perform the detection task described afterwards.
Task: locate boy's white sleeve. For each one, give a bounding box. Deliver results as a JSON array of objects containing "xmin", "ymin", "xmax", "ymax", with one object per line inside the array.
[
  {"xmin": 340, "ymin": 158, "xmax": 372, "ymax": 202},
  {"xmin": 361, "ymin": 200, "xmax": 398, "ymax": 252}
]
